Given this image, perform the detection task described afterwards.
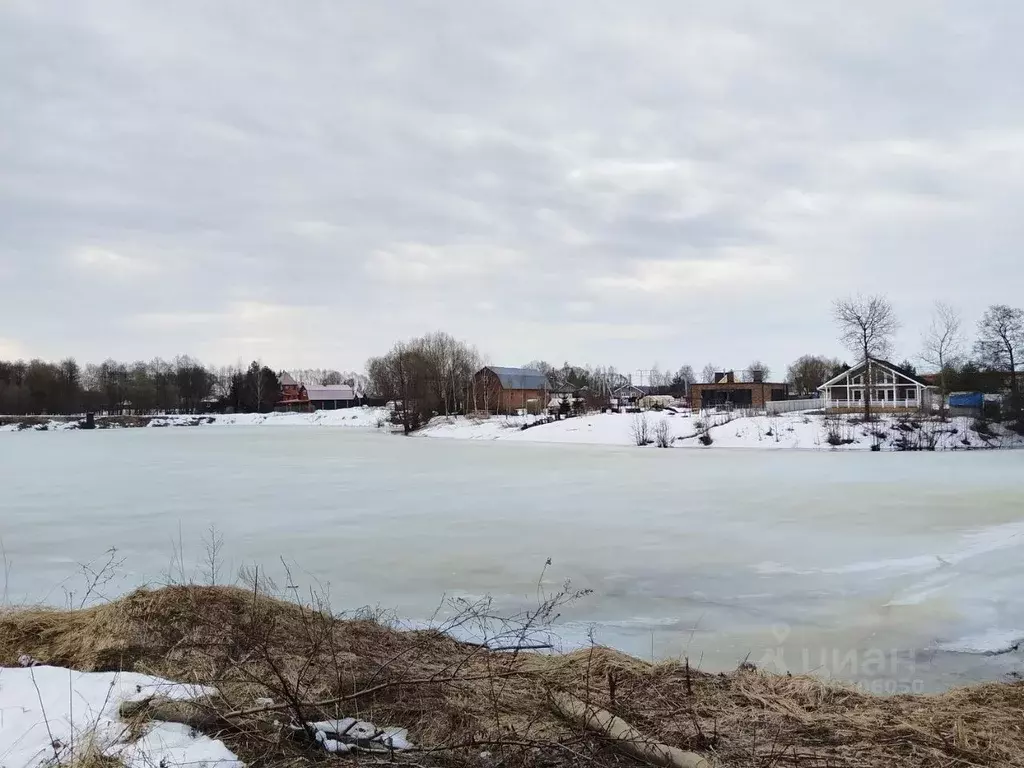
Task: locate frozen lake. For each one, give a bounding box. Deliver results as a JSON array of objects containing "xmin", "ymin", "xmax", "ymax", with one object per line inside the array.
[{"xmin": 2, "ymin": 427, "xmax": 1023, "ymax": 691}]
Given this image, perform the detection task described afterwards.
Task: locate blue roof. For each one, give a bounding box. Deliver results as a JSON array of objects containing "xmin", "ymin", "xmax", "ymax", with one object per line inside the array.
[{"xmin": 485, "ymin": 366, "xmax": 550, "ymax": 390}]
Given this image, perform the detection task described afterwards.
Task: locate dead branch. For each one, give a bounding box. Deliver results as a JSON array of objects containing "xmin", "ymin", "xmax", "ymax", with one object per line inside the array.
[
  {"xmin": 550, "ymin": 691, "xmax": 716, "ymax": 768},
  {"xmin": 224, "ymin": 670, "xmax": 532, "ymax": 719}
]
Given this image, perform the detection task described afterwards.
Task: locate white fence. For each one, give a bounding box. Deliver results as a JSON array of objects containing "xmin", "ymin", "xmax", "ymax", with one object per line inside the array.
[{"xmin": 764, "ymin": 398, "xmax": 823, "ymax": 414}]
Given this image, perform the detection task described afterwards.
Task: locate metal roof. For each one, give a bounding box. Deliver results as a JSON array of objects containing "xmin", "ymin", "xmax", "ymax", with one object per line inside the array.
[
  {"xmin": 483, "ymin": 366, "xmax": 550, "ymax": 390},
  {"xmin": 279, "ymin": 372, "xmax": 298, "ymax": 387},
  {"xmin": 306, "ymin": 384, "xmax": 357, "ymax": 401}
]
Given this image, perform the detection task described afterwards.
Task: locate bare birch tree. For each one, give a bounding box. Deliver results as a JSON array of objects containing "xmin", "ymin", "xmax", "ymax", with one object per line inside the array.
[
  {"xmin": 834, "ymin": 294, "xmax": 900, "ymax": 420},
  {"xmin": 920, "ymin": 302, "xmax": 964, "ymax": 419}
]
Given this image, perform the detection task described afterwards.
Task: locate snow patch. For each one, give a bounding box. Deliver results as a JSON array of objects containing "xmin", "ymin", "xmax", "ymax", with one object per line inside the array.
[
  {"xmin": 936, "ymin": 630, "xmax": 1024, "ymax": 655},
  {"xmin": 0, "ymin": 666, "xmax": 242, "ymax": 767}
]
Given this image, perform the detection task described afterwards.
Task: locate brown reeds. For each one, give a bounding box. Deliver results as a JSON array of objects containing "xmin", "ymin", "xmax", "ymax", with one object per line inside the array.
[{"xmin": 3, "ymin": 585, "xmax": 1023, "ymax": 767}]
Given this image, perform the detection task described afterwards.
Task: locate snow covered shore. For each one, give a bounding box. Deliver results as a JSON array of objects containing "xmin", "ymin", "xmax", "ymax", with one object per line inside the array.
[
  {"xmin": 3, "ymin": 406, "xmax": 1022, "ymax": 451},
  {"xmin": 0, "ymin": 407, "xmax": 391, "ymax": 432},
  {"xmin": 417, "ymin": 410, "xmax": 1024, "ymax": 451}
]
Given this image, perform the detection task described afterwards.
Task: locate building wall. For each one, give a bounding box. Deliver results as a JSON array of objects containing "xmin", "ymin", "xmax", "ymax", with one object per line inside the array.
[
  {"xmin": 309, "ymin": 399, "xmax": 358, "ymax": 410},
  {"xmin": 690, "ymin": 382, "xmax": 789, "ymax": 410},
  {"xmin": 472, "ymin": 370, "xmax": 546, "ymax": 414}
]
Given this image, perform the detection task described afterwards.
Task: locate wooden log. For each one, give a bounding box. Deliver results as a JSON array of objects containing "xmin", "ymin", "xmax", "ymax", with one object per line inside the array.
[
  {"xmin": 550, "ymin": 691, "xmax": 715, "ymax": 768},
  {"xmin": 120, "ymin": 696, "xmax": 282, "ymax": 737},
  {"xmin": 119, "ymin": 697, "xmax": 222, "ymax": 732}
]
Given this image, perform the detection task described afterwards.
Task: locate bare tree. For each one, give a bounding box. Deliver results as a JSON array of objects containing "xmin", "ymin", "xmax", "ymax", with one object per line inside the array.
[
  {"xmin": 786, "ymin": 354, "xmax": 844, "ymax": 396},
  {"xmin": 920, "ymin": 302, "xmax": 964, "ymax": 420},
  {"xmin": 367, "ymin": 332, "xmax": 480, "ymax": 430},
  {"xmin": 742, "ymin": 360, "xmax": 771, "ymax": 382},
  {"xmin": 700, "ymin": 363, "xmax": 718, "ymax": 384},
  {"xmin": 975, "ymin": 304, "xmax": 1024, "ymax": 402},
  {"xmin": 833, "ymin": 294, "xmax": 900, "ymax": 420}
]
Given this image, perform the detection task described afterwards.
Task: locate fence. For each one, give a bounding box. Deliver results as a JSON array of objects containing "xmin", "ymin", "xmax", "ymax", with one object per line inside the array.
[{"xmin": 764, "ymin": 398, "xmax": 823, "ymax": 414}]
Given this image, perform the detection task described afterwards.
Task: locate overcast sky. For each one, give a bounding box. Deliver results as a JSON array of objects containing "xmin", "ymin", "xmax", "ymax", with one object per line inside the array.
[{"xmin": 2, "ymin": 2, "xmax": 1023, "ymax": 378}]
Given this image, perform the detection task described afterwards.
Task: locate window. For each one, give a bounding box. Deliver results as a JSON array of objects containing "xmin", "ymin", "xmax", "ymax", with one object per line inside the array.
[
  {"xmin": 854, "ymin": 390, "xmax": 862, "ymax": 401},
  {"xmin": 907, "ymin": 389, "xmax": 917, "ymax": 400}
]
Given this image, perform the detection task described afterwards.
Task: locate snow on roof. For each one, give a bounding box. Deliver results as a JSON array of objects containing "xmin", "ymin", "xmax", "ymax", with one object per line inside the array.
[
  {"xmin": 306, "ymin": 384, "xmax": 357, "ymax": 401},
  {"xmin": 484, "ymin": 366, "xmax": 549, "ymax": 390},
  {"xmin": 280, "ymin": 372, "xmax": 298, "ymax": 386}
]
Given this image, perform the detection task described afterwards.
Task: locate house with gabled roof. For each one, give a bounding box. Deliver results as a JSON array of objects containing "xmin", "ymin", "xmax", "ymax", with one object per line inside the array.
[
  {"xmin": 307, "ymin": 384, "xmax": 360, "ymax": 410},
  {"xmin": 818, "ymin": 357, "xmax": 933, "ymax": 412},
  {"xmin": 276, "ymin": 372, "xmax": 310, "ymax": 411},
  {"xmin": 473, "ymin": 366, "xmax": 550, "ymax": 414}
]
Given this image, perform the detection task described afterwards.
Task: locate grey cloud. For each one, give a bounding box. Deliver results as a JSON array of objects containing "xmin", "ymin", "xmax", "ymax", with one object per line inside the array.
[{"xmin": 1, "ymin": 0, "xmax": 1023, "ymax": 375}]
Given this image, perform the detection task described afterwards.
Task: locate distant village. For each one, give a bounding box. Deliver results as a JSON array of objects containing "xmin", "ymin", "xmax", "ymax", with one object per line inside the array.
[{"xmin": 0, "ymin": 298, "xmax": 1020, "ymax": 433}]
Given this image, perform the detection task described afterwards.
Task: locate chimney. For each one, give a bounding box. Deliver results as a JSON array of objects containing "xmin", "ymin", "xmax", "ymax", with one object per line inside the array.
[{"xmin": 751, "ymin": 369, "xmax": 764, "ymax": 383}]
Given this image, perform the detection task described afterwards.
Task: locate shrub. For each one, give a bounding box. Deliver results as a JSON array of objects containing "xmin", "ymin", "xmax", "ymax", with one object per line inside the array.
[
  {"xmin": 824, "ymin": 416, "xmax": 855, "ymax": 447},
  {"xmin": 654, "ymin": 419, "xmax": 672, "ymax": 448},
  {"xmin": 972, "ymin": 418, "xmax": 994, "ymax": 437},
  {"xmin": 698, "ymin": 432, "xmax": 713, "ymax": 446},
  {"xmin": 631, "ymin": 413, "xmax": 652, "ymax": 446}
]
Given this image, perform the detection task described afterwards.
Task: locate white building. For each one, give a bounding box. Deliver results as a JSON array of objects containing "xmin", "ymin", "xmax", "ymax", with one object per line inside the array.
[{"xmin": 818, "ymin": 358, "xmax": 933, "ymax": 412}]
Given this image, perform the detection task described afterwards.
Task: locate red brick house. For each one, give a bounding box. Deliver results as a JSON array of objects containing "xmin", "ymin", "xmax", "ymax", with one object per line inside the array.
[
  {"xmin": 473, "ymin": 366, "xmax": 549, "ymax": 414},
  {"xmin": 690, "ymin": 370, "xmax": 789, "ymax": 410}
]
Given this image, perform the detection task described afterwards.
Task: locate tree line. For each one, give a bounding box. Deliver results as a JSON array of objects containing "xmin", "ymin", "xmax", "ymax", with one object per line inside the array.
[
  {"xmin": 0, "ymin": 356, "xmax": 363, "ymax": 416},
  {"xmin": 0, "ymin": 356, "xmax": 217, "ymax": 416},
  {"xmin": 6, "ymin": 301, "xmax": 1020, "ymax": 422}
]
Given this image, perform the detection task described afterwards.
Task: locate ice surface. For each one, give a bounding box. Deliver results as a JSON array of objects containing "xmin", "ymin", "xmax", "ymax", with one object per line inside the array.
[{"xmin": 1, "ymin": 427, "xmax": 1023, "ymax": 691}]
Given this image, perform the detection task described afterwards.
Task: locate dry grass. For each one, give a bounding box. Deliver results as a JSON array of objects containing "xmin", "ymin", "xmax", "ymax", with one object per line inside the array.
[
  {"xmin": 3, "ymin": 585, "xmax": 1024, "ymax": 767},
  {"xmin": 65, "ymin": 743, "xmax": 124, "ymax": 768}
]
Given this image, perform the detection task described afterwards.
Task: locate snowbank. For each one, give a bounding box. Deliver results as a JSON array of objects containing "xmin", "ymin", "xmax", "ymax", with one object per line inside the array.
[
  {"xmin": 417, "ymin": 411, "xmax": 695, "ymax": 444},
  {"xmin": 149, "ymin": 406, "xmax": 389, "ymax": 429},
  {"xmin": 0, "ymin": 419, "xmax": 82, "ymax": 432},
  {"xmin": 0, "ymin": 665, "xmax": 242, "ymax": 767},
  {"xmin": 0, "ymin": 407, "xmax": 391, "ymax": 432},
  {"xmin": 418, "ymin": 411, "xmax": 1024, "ymax": 451}
]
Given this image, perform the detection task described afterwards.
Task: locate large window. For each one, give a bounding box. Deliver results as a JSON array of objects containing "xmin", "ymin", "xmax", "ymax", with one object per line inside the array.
[{"xmin": 701, "ymin": 388, "xmax": 753, "ymax": 407}]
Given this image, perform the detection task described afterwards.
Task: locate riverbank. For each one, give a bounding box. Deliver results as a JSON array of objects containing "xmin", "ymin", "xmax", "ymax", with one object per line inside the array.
[
  {"xmin": 3, "ymin": 584, "xmax": 1022, "ymax": 768},
  {"xmin": 4, "ymin": 407, "xmax": 1022, "ymax": 451},
  {"xmin": 418, "ymin": 409, "xmax": 1024, "ymax": 450},
  {"xmin": 0, "ymin": 407, "xmax": 391, "ymax": 432}
]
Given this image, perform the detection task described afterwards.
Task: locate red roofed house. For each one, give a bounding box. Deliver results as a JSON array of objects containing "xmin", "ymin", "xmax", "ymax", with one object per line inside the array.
[{"xmin": 276, "ymin": 372, "xmax": 310, "ymax": 411}]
